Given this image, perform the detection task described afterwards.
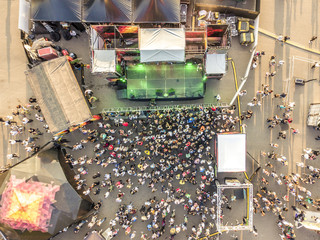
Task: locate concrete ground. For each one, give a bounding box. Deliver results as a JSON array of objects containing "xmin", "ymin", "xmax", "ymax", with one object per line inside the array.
[{"xmin": 1, "ymin": 0, "xmax": 320, "ymax": 240}]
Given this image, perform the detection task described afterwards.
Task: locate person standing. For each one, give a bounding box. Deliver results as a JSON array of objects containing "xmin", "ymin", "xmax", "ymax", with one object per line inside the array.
[
  {"xmin": 277, "ymin": 35, "xmax": 284, "ymax": 42},
  {"xmin": 284, "ymin": 36, "xmax": 290, "ymax": 42},
  {"xmin": 309, "ymin": 36, "xmax": 317, "ymax": 44}
]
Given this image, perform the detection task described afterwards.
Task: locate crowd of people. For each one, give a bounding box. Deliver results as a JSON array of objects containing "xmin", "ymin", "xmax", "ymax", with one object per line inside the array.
[
  {"xmin": 1, "ymin": 75, "xmax": 319, "ymax": 239},
  {"xmin": 247, "ymin": 50, "xmax": 320, "ymax": 240},
  {"xmin": 59, "ymin": 106, "xmax": 241, "ymax": 239},
  {"xmin": 0, "ymin": 98, "xmax": 51, "ymax": 171}
]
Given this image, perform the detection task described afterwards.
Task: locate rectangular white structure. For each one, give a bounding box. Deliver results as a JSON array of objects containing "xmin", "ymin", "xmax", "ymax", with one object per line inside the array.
[
  {"xmin": 139, "ymin": 28, "xmax": 185, "ymax": 62},
  {"xmin": 300, "ymin": 210, "xmax": 320, "ymax": 231},
  {"xmin": 216, "ymin": 133, "xmax": 246, "ymax": 172},
  {"xmin": 92, "ymin": 50, "xmax": 116, "ymax": 73},
  {"xmin": 18, "ymin": 0, "xmax": 30, "ymax": 33},
  {"xmin": 205, "ymin": 53, "xmax": 226, "ymax": 75}
]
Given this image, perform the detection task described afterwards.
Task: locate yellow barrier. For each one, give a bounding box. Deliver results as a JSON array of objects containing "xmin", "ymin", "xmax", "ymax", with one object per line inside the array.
[
  {"xmin": 244, "ymin": 172, "xmax": 249, "ymax": 180},
  {"xmin": 196, "ymin": 223, "xmax": 245, "ymax": 240},
  {"xmin": 228, "ymin": 58, "xmax": 242, "ymax": 133}
]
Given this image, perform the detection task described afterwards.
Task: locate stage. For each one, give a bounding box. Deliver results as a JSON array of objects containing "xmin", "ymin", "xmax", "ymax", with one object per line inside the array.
[{"xmin": 125, "ymin": 63, "xmax": 204, "ymax": 100}]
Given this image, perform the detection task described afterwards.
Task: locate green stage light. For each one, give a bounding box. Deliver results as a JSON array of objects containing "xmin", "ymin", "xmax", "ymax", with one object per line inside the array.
[
  {"xmin": 119, "ymin": 78, "xmax": 126, "ymax": 82},
  {"xmin": 136, "ymin": 64, "xmax": 145, "ymax": 70},
  {"xmin": 185, "ymin": 62, "xmax": 195, "ymax": 69},
  {"xmin": 202, "ymin": 76, "xmax": 207, "ymax": 82}
]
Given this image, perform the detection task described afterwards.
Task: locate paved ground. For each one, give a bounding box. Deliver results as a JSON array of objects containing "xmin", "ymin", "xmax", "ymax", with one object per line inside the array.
[{"xmin": 1, "ymin": 0, "xmax": 320, "ymax": 240}]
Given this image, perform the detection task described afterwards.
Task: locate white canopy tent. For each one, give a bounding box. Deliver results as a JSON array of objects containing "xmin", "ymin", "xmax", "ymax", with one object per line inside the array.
[
  {"xmin": 18, "ymin": 0, "xmax": 30, "ymax": 33},
  {"xmin": 139, "ymin": 28, "xmax": 185, "ymax": 63},
  {"xmin": 300, "ymin": 210, "xmax": 320, "ymax": 231},
  {"xmin": 216, "ymin": 133, "xmax": 246, "ymax": 172},
  {"xmin": 90, "ymin": 27, "xmax": 105, "ymax": 50},
  {"xmin": 92, "ymin": 50, "xmax": 116, "ymax": 74},
  {"xmin": 205, "ymin": 53, "xmax": 226, "ymax": 75}
]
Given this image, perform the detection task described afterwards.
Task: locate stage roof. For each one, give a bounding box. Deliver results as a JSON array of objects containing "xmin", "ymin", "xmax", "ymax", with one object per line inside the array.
[
  {"xmin": 92, "ymin": 50, "xmax": 116, "ymax": 73},
  {"xmin": 83, "ymin": 0, "xmax": 132, "ymax": 23},
  {"xmin": 216, "ymin": 133, "xmax": 246, "ymax": 172},
  {"xmin": 31, "ymin": 0, "xmax": 81, "ymax": 22},
  {"xmin": 206, "ymin": 53, "xmax": 226, "ymax": 75},
  {"xmin": 133, "ymin": 0, "xmax": 180, "ymax": 23},
  {"xmin": 25, "ymin": 57, "xmax": 92, "ymax": 134},
  {"xmin": 139, "ymin": 28, "xmax": 185, "ymax": 62}
]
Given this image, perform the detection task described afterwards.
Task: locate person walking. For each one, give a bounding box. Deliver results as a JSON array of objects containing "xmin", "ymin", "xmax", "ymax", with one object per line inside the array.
[{"xmin": 309, "ymin": 36, "xmax": 317, "ymax": 44}]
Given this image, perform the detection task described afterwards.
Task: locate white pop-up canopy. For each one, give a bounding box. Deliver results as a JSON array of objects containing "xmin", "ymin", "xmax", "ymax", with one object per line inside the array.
[
  {"xmin": 300, "ymin": 210, "xmax": 320, "ymax": 231},
  {"xmin": 92, "ymin": 50, "xmax": 116, "ymax": 73},
  {"xmin": 216, "ymin": 133, "xmax": 246, "ymax": 172},
  {"xmin": 19, "ymin": 0, "xmax": 30, "ymax": 33},
  {"xmin": 205, "ymin": 53, "xmax": 226, "ymax": 75},
  {"xmin": 139, "ymin": 28, "xmax": 185, "ymax": 62}
]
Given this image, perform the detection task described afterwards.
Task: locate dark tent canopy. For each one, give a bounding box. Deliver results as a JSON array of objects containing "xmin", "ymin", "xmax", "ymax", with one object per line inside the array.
[
  {"xmin": 31, "ymin": 0, "xmax": 82, "ymax": 22},
  {"xmin": 31, "ymin": 0, "xmax": 180, "ymax": 23},
  {"xmin": 133, "ymin": 0, "xmax": 180, "ymax": 23},
  {"xmin": 83, "ymin": 0, "xmax": 132, "ymax": 23},
  {"xmin": 0, "ymin": 148, "xmax": 93, "ymax": 240}
]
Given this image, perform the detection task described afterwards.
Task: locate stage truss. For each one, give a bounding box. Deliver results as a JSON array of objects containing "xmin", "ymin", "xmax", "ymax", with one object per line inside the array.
[{"xmin": 216, "ymin": 180, "xmax": 253, "ymax": 232}]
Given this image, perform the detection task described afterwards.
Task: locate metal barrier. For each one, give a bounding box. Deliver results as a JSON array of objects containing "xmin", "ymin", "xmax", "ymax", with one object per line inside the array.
[
  {"xmin": 101, "ymin": 103, "xmax": 232, "ymax": 120},
  {"xmin": 102, "ymin": 102, "xmax": 230, "ymax": 114}
]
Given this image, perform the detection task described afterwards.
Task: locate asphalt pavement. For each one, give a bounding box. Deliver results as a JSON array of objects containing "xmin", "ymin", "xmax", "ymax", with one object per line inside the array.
[{"xmin": 1, "ymin": 0, "xmax": 320, "ymax": 240}]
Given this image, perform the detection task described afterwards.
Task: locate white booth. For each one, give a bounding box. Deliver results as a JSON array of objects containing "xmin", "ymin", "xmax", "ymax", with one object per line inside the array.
[
  {"xmin": 215, "ymin": 133, "xmax": 246, "ymax": 172},
  {"xmin": 205, "ymin": 53, "xmax": 227, "ymax": 75}
]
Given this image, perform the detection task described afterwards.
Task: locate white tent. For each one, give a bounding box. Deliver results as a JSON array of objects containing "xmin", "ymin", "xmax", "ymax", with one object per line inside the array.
[
  {"xmin": 18, "ymin": 0, "xmax": 30, "ymax": 33},
  {"xmin": 139, "ymin": 28, "xmax": 185, "ymax": 63},
  {"xmin": 205, "ymin": 53, "xmax": 226, "ymax": 75},
  {"xmin": 216, "ymin": 133, "xmax": 246, "ymax": 172},
  {"xmin": 92, "ymin": 50, "xmax": 116, "ymax": 73},
  {"xmin": 300, "ymin": 210, "xmax": 320, "ymax": 231}
]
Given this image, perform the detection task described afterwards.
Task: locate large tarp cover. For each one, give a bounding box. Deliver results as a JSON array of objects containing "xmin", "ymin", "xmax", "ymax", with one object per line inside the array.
[
  {"xmin": 31, "ymin": 0, "xmax": 81, "ymax": 22},
  {"xmin": 92, "ymin": 50, "xmax": 116, "ymax": 73},
  {"xmin": 133, "ymin": 0, "xmax": 180, "ymax": 23},
  {"xmin": 83, "ymin": 0, "xmax": 132, "ymax": 23},
  {"xmin": 25, "ymin": 57, "xmax": 92, "ymax": 134},
  {"xmin": 216, "ymin": 133, "xmax": 246, "ymax": 172},
  {"xmin": 139, "ymin": 28, "xmax": 185, "ymax": 62}
]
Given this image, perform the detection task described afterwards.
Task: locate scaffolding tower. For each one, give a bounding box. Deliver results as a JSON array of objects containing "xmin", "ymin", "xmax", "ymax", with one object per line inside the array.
[{"xmin": 216, "ymin": 179, "xmax": 253, "ymax": 232}]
